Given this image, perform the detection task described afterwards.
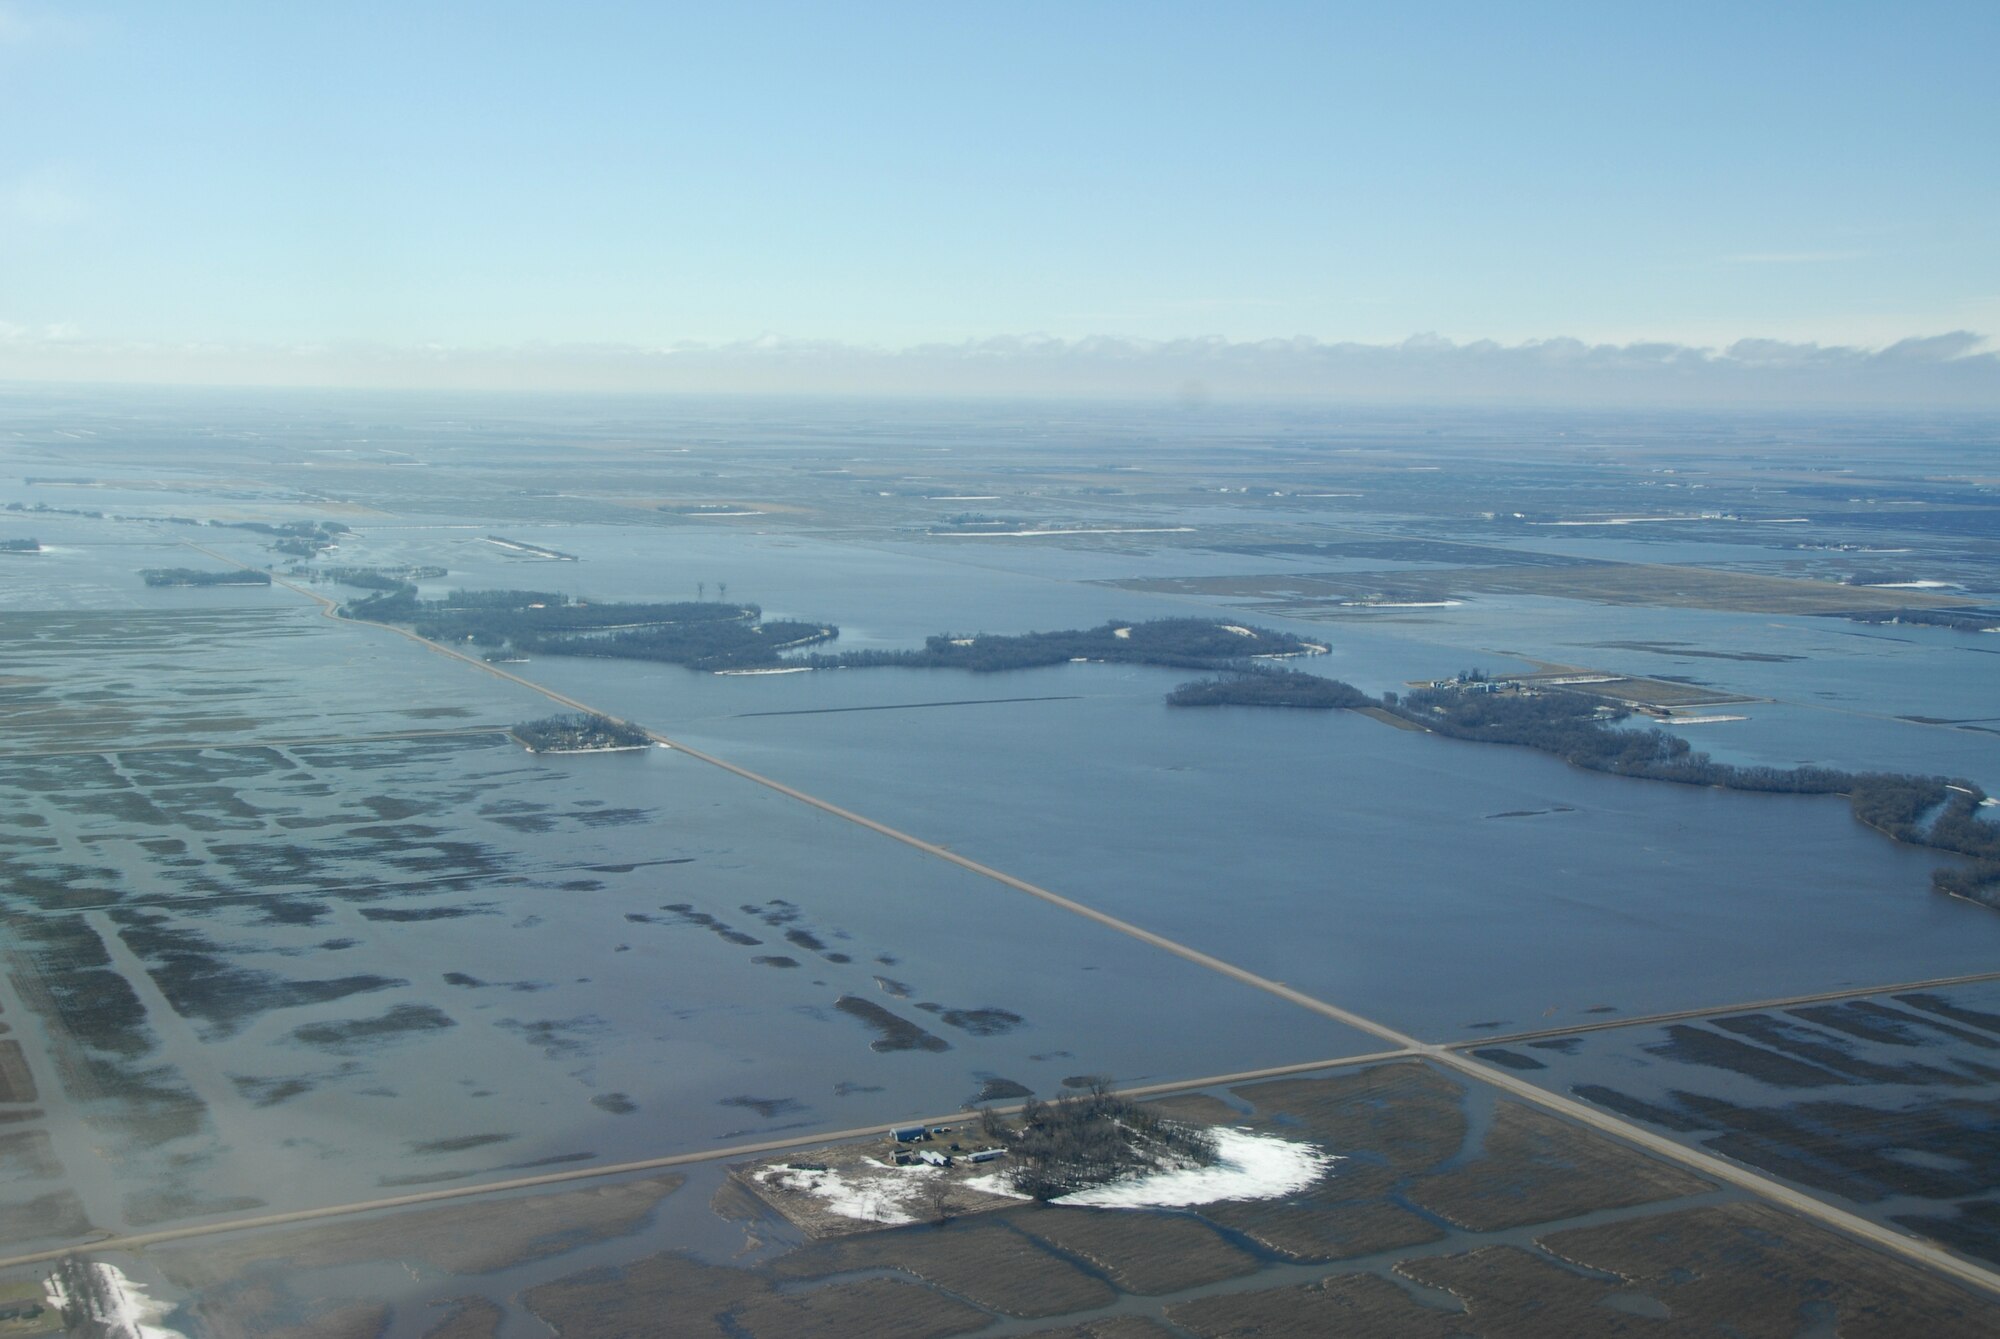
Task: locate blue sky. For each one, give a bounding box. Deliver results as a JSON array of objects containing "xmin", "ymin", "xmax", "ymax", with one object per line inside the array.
[{"xmin": 2, "ymin": 1, "xmax": 1997, "ymax": 398}]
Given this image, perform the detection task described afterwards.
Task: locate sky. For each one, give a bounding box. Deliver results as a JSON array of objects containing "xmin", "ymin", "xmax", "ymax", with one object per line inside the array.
[{"xmin": 2, "ymin": 1, "xmax": 1998, "ymax": 403}]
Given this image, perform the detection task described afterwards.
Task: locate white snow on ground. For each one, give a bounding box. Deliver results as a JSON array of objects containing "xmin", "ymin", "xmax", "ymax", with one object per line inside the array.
[
  {"xmin": 753, "ymin": 1162, "xmax": 941, "ymax": 1225},
  {"xmin": 1054, "ymin": 1129, "xmax": 1336, "ymax": 1210},
  {"xmin": 961, "ymin": 1172, "xmax": 1031, "ymax": 1200},
  {"xmin": 54, "ymin": 1263, "xmax": 189, "ymax": 1339},
  {"xmin": 101, "ymin": 1263, "xmax": 188, "ymax": 1339}
]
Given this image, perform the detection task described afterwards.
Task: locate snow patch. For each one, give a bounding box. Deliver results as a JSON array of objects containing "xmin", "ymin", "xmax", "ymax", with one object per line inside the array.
[
  {"xmin": 52, "ymin": 1263, "xmax": 188, "ymax": 1339},
  {"xmin": 1053, "ymin": 1129, "xmax": 1335, "ymax": 1209},
  {"xmin": 961, "ymin": 1172, "xmax": 1032, "ymax": 1201},
  {"xmin": 752, "ymin": 1162, "xmax": 941, "ymax": 1225}
]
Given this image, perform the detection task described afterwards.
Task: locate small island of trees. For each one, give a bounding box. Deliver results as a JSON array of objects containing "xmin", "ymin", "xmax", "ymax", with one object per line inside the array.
[
  {"xmin": 510, "ymin": 713, "xmax": 652, "ymax": 753},
  {"xmin": 1837, "ymin": 607, "xmax": 2000, "ymax": 633},
  {"xmin": 1167, "ymin": 667, "xmax": 1370, "ymax": 709},
  {"xmin": 141, "ymin": 567, "xmax": 272, "ymax": 587},
  {"xmin": 979, "ymin": 1082, "xmax": 1219, "ymax": 1202},
  {"xmin": 319, "ymin": 564, "xmax": 447, "ymax": 591},
  {"xmin": 809, "ymin": 618, "xmax": 1326, "ymax": 673},
  {"xmin": 0, "ymin": 537, "xmax": 40, "ymax": 553},
  {"xmin": 214, "ymin": 518, "xmax": 351, "ymax": 557},
  {"xmin": 341, "ymin": 587, "xmax": 837, "ymax": 670}
]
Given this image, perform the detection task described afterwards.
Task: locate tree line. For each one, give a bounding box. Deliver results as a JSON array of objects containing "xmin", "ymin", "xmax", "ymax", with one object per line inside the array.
[
  {"xmin": 1166, "ymin": 666, "xmax": 2000, "ymax": 904},
  {"xmin": 317, "ymin": 564, "xmax": 448, "ymax": 591},
  {"xmin": 981, "ymin": 1082, "xmax": 1219, "ymax": 1202},
  {"xmin": 340, "ymin": 586, "xmax": 832, "ymax": 669},
  {"xmin": 141, "ymin": 567, "xmax": 271, "ymax": 587},
  {"xmin": 337, "ymin": 584, "xmax": 2000, "ymax": 906},
  {"xmin": 1386, "ymin": 684, "xmax": 2000, "ymax": 905},
  {"xmin": 510, "ymin": 713, "xmax": 650, "ymax": 752},
  {"xmin": 1166, "ymin": 667, "xmax": 1370, "ymax": 708},
  {"xmin": 1839, "ymin": 608, "xmax": 2000, "ymax": 633},
  {"xmin": 807, "ymin": 618, "xmax": 1322, "ymax": 673},
  {"xmin": 529, "ymin": 618, "xmax": 835, "ymax": 670}
]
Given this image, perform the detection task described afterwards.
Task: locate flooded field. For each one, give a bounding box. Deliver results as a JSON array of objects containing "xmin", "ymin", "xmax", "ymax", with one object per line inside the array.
[
  {"xmin": 86, "ymin": 1063, "xmax": 2000, "ymax": 1338},
  {"xmin": 0, "ymin": 725, "xmax": 1378, "ymax": 1246},
  {"xmin": 1, "ymin": 391, "xmax": 1997, "ymax": 1333},
  {"xmin": 1486, "ymin": 979, "xmax": 2000, "ymax": 1268}
]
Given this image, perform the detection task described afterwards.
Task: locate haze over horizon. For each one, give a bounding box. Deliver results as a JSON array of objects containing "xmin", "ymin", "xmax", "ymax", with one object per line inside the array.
[{"xmin": 3, "ymin": 1, "xmax": 1997, "ymax": 405}]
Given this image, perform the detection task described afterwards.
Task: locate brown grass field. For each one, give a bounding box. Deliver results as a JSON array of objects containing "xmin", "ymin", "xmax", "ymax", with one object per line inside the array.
[{"xmin": 1109, "ymin": 559, "xmax": 1978, "ymax": 616}]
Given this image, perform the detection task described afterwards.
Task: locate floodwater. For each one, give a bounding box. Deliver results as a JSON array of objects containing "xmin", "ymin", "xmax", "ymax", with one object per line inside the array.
[
  {"xmin": 1487, "ymin": 979, "xmax": 2000, "ymax": 1265},
  {"xmin": 2, "ymin": 392, "xmax": 1997, "ymax": 1276}
]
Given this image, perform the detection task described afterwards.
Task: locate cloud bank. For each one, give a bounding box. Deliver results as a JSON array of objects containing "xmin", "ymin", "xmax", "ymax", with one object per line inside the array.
[{"xmin": 3, "ymin": 327, "xmax": 1997, "ymax": 407}]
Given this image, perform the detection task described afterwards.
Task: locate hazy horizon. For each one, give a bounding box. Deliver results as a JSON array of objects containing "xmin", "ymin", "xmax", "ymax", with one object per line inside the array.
[
  {"xmin": 5, "ymin": 329, "xmax": 2000, "ymax": 410},
  {"xmin": 4, "ymin": 2, "xmax": 1998, "ymax": 407}
]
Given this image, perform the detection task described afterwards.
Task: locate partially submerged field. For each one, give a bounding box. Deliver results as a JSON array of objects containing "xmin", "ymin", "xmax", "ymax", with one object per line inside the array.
[
  {"xmin": 1106, "ymin": 557, "xmax": 1982, "ymax": 618},
  {"xmin": 0, "ymin": 719, "xmax": 1374, "ymax": 1243},
  {"xmin": 0, "ymin": 578, "xmax": 1381, "ymax": 1252},
  {"xmin": 1479, "ymin": 978, "xmax": 2000, "ymax": 1268},
  {"xmin": 92, "ymin": 1063, "xmax": 2000, "ymax": 1337}
]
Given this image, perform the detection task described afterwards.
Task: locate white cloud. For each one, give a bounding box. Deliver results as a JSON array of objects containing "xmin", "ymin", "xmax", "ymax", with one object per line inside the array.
[{"xmin": 0, "ymin": 318, "xmax": 84, "ymax": 345}]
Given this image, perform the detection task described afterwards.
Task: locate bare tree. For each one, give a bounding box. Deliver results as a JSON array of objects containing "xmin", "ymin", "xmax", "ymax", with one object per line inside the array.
[{"xmin": 920, "ymin": 1177, "xmax": 955, "ymax": 1226}]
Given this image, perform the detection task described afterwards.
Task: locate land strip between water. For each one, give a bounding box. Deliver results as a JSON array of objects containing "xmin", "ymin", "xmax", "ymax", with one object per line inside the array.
[
  {"xmin": 0, "ymin": 1051, "xmax": 1405, "ymax": 1269},
  {"xmin": 0, "ymin": 725, "xmax": 505, "ymax": 761},
  {"xmin": 1444, "ymin": 968, "xmax": 2000, "ymax": 1049},
  {"xmin": 98, "ymin": 543, "xmax": 2000, "ymax": 1300},
  {"xmin": 732, "ymin": 694, "xmax": 1083, "ymax": 718}
]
